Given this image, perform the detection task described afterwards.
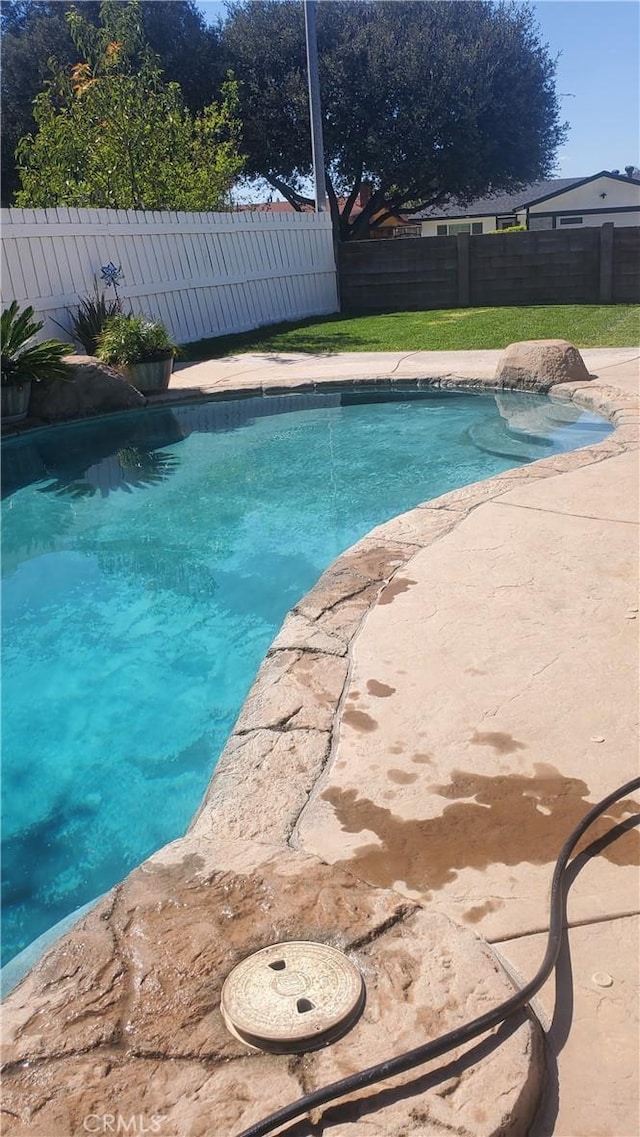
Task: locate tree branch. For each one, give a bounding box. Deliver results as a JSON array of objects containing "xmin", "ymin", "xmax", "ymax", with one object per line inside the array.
[
  {"xmin": 325, "ymin": 177, "xmax": 343, "ymax": 237},
  {"xmin": 347, "ymin": 187, "xmax": 386, "ymax": 239},
  {"xmin": 341, "ymin": 167, "xmax": 363, "ymax": 221},
  {"xmin": 265, "ymin": 174, "xmax": 315, "ymax": 210}
]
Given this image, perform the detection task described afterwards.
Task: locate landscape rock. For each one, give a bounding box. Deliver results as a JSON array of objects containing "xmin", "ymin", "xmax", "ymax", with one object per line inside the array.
[
  {"xmin": 29, "ymin": 355, "xmax": 145, "ymax": 422},
  {"xmin": 494, "ymin": 339, "xmax": 592, "ymax": 391}
]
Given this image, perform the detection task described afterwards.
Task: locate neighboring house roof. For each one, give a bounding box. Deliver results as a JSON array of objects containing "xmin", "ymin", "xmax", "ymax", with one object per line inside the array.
[
  {"xmin": 237, "ymin": 198, "xmax": 370, "ymax": 216},
  {"xmin": 412, "ymin": 171, "xmax": 640, "ymax": 221},
  {"xmin": 236, "ymin": 200, "xmax": 315, "ymax": 213},
  {"xmin": 236, "ymin": 191, "xmax": 412, "ymax": 224}
]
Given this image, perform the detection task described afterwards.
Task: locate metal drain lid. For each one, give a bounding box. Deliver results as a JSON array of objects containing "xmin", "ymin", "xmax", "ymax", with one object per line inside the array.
[{"xmin": 220, "ymin": 940, "xmax": 365, "ymax": 1053}]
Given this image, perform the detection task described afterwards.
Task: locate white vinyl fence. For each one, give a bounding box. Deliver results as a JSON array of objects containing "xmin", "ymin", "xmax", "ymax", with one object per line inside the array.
[{"xmin": 0, "ymin": 207, "xmax": 338, "ymax": 346}]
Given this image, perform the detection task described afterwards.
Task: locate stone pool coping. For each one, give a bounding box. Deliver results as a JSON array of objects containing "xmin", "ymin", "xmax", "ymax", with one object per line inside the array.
[{"xmin": 2, "ymin": 349, "xmax": 638, "ymax": 1136}]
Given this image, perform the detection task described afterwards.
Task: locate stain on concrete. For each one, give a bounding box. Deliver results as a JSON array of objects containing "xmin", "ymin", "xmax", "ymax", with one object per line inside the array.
[
  {"xmin": 464, "ymin": 898, "xmax": 505, "ymax": 924},
  {"xmin": 378, "ymin": 577, "xmax": 417, "ymax": 605},
  {"xmin": 347, "ymin": 690, "xmax": 361, "ymax": 700},
  {"xmin": 389, "ymin": 744, "xmax": 404, "ymax": 755},
  {"xmin": 412, "ymin": 753, "xmax": 434, "ymax": 765},
  {"xmin": 471, "ymin": 729, "xmax": 527, "ymax": 754},
  {"xmin": 367, "ymin": 679, "xmax": 397, "ymax": 698},
  {"xmin": 387, "ymin": 770, "xmax": 419, "ymax": 785},
  {"xmin": 342, "ymin": 709, "xmax": 378, "ymax": 733},
  {"xmin": 322, "ymin": 765, "xmax": 639, "ymax": 892},
  {"xmin": 465, "ymin": 667, "xmax": 487, "ymax": 676}
]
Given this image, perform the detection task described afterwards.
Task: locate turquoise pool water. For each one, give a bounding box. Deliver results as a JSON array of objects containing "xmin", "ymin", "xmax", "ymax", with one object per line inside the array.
[{"xmin": 1, "ymin": 389, "xmax": 611, "ymax": 963}]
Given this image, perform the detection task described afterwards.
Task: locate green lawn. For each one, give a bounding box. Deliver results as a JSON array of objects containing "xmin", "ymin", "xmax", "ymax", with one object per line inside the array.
[{"xmin": 181, "ymin": 304, "xmax": 640, "ymax": 360}]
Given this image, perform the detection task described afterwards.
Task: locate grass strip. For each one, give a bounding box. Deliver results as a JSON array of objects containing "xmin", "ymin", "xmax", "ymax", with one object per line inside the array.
[{"xmin": 180, "ymin": 304, "xmax": 640, "ymax": 361}]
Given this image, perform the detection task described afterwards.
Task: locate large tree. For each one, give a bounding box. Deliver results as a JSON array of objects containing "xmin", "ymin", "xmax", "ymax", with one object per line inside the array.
[
  {"xmin": 15, "ymin": 1, "xmax": 243, "ymax": 211},
  {"xmin": 222, "ymin": 0, "xmax": 567, "ymax": 240},
  {"xmin": 1, "ymin": 0, "xmax": 225, "ymax": 205}
]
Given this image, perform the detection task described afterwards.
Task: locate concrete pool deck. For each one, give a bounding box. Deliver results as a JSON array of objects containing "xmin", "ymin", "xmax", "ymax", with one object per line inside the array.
[
  {"xmin": 2, "ymin": 347, "xmax": 639, "ymax": 1136},
  {"xmin": 169, "ymin": 345, "xmax": 640, "ymax": 399}
]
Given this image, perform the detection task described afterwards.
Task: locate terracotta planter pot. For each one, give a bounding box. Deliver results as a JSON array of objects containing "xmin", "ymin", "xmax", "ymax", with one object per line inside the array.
[
  {"xmin": 1, "ymin": 380, "xmax": 32, "ymax": 423},
  {"xmin": 120, "ymin": 353, "xmax": 174, "ymax": 395}
]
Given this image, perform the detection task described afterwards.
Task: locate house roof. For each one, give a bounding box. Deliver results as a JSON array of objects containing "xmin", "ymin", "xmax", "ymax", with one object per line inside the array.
[
  {"xmin": 236, "ymin": 197, "xmax": 413, "ymax": 224},
  {"xmin": 412, "ymin": 171, "xmax": 640, "ymax": 221},
  {"xmin": 236, "ymin": 200, "xmax": 315, "ymax": 213},
  {"xmin": 237, "ymin": 199, "xmax": 358, "ymax": 215}
]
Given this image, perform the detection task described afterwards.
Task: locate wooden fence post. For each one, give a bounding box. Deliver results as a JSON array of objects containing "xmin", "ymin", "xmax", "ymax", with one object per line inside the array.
[
  {"xmin": 599, "ymin": 222, "xmax": 614, "ymax": 304},
  {"xmin": 457, "ymin": 233, "xmax": 470, "ymax": 308}
]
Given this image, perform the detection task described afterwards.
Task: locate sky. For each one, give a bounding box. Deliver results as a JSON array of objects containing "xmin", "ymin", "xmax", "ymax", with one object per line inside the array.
[{"xmin": 197, "ymin": 0, "xmax": 640, "ymax": 180}]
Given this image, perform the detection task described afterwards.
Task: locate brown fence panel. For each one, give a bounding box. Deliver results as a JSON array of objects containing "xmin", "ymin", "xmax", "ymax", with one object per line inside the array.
[
  {"xmin": 612, "ymin": 228, "xmax": 640, "ymax": 303},
  {"xmin": 468, "ymin": 229, "xmax": 600, "ymax": 306},
  {"xmin": 339, "ymin": 236, "xmax": 458, "ymax": 312},
  {"xmin": 339, "ymin": 226, "xmax": 639, "ymax": 311}
]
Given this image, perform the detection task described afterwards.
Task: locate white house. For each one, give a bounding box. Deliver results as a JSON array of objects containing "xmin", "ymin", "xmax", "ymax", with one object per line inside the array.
[{"xmin": 414, "ymin": 171, "xmax": 640, "ymax": 237}]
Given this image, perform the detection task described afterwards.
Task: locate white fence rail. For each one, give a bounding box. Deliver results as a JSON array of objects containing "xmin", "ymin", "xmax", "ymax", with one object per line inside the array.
[{"xmin": 0, "ymin": 207, "xmax": 338, "ymax": 345}]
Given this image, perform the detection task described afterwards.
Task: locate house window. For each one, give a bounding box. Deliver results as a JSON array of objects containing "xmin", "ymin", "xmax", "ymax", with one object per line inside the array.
[
  {"xmin": 559, "ymin": 216, "xmax": 583, "ymax": 225},
  {"xmin": 390, "ymin": 224, "xmax": 421, "ymax": 238},
  {"xmin": 496, "ymin": 215, "xmax": 518, "ymax": 230},
  {"xmin": 436, "ymin": 221, "xmax": 483, "ymax": 236}
]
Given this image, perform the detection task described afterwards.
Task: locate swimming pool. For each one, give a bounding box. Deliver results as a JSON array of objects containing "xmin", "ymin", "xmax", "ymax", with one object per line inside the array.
[{"xmin": 1, "ymin": 388, "xmax": 612, "ymax": 963}]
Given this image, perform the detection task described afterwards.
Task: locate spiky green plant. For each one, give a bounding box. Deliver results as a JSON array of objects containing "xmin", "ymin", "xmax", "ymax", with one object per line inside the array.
[
  {"xmin": 1, "ymin": 302, "xmax": 73, "ymax": 386},
  {"xmin": 69, "ymin": 289, "xmax": 122, "ymax": 355}
]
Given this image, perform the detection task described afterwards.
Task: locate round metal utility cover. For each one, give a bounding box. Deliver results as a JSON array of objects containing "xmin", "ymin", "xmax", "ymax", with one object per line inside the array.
[{"xmin": 220, "ymin": 941, "xmax": 365, "ymax": 1053}]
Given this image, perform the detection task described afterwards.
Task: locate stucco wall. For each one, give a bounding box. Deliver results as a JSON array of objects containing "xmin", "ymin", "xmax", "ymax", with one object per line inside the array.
[
  {"xmin": 420, "ymin": 215, "xmax": 499, "ymax": 237},
  {"xmin": 529, "ymin": 175, "xmax": 640, "ymax": 215}
]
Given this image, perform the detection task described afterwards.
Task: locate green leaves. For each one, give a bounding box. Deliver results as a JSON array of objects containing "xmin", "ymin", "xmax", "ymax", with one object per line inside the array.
[
  {"xmin": 222, "ymin": 0, "xmax": 567, "ymax": 239},
  {"xmin": 68, "ymin": 289, "xmax": 122, "ymax": 355},
  {"xmin": 95, "ymin": 313, "xmax": 177, "ymax": 366},
  {"xmin": 1, "ymin": 301, "xmax": 73, "ymax": 385},
  {"xmin": 1, "ymin": 301, "xmax": 42, "ymax": 359},
  {"xmin": 15, "ymin": 1, "xmax": 243, "ymax": 211}
]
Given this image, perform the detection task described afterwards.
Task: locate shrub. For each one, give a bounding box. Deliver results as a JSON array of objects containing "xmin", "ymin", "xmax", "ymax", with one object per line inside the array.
[
  {"xmin": 1, "ymin": 302, "xmax": 73, "ymax": 386},
  {"xmin": 96, "ymin": 314, "xmax": 177, "ymax": 367}
]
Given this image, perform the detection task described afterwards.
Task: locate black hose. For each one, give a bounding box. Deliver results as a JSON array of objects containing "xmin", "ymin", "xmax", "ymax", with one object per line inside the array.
[{"xmin": 236, "ymin": 774, "xmax": 640, "ymax": 1137}]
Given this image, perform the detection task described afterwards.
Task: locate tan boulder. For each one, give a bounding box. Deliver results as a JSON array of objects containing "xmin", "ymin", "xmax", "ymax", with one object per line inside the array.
[
  {"xmin": 29, "ymin": 355, "xmax": 145, "ymax": 422},
  {"xmin": 494, "ymin": 339, "xmax": 592, "ymax": 391}
]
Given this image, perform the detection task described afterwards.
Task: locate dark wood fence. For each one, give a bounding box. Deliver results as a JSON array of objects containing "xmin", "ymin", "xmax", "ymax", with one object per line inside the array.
[{"xmin": 339, "ymin": 224, "xmax": 640, "ymax": 312}]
